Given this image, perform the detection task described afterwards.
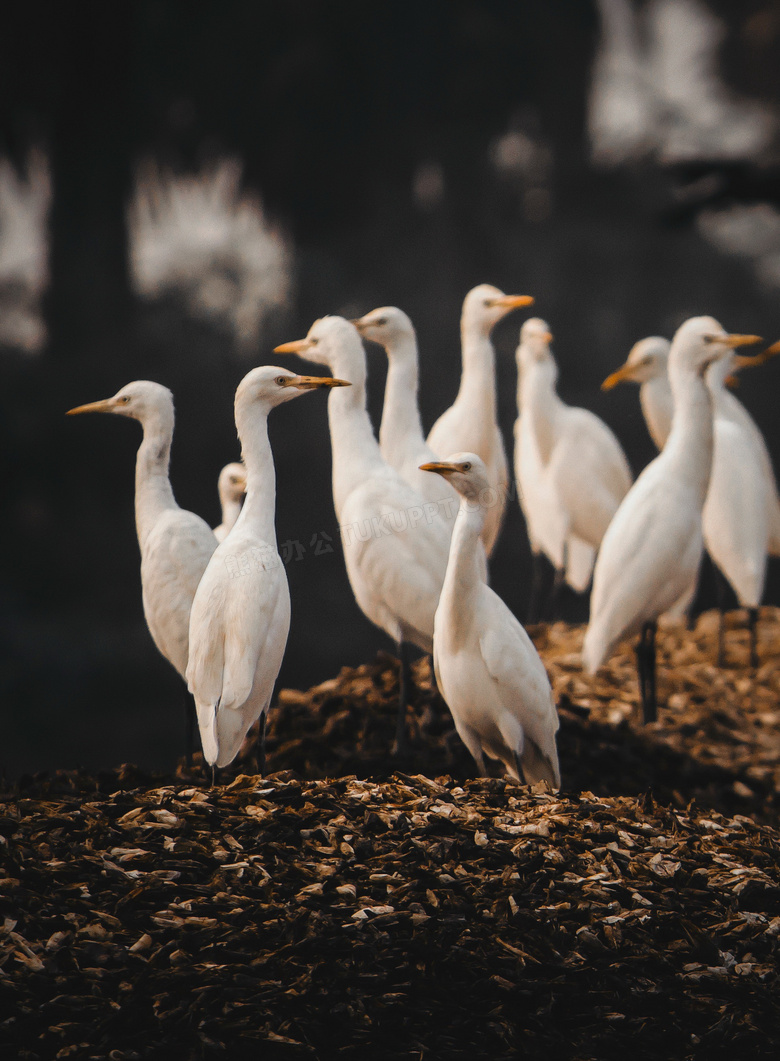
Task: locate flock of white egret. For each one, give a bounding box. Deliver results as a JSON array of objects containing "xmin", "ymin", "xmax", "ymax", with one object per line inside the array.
[{"xmin": 67, "ymin": 284, "xmax": 780, "ymax": 787}]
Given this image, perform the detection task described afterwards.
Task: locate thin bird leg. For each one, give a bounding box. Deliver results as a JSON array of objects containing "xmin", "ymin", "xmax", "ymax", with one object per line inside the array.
[
  {"xmin": 183, "ymin": 689, "xmax": 196, "ymax": 769},
  {"xmin": 634, "ymin": 634, "xmax": 648, "ymax": 720},
  {"xmin": 637, "ymin": 621, "xmax": 658, "ymax": 724},
  {"xmin": 257, "ymin": 713, "xmax": 267, "ymax": 776},
  {"xmin": 714, "ymin": 562, "xmax": 730, "ymax": 666},
  {"xmin": 748, "ymin": 607, "xmax": 759, "ymax": 670},
  {"xmin": 527, "ymin": 551, "xmax": 546, "ymax": 624},
  {"xmin": 547, "ymin": 541, "xmax": 569, "ymax": 622},
  {"xmin": 393, "ymin": 640, "xmax": 413, "ymax": 755},
  {"xmin": 645, "ymin": 620, "xmax": 657, "ymax": 723},
  {"xmin": 513, "ymin": 751, "xmax": 528, "ymax": 786}
]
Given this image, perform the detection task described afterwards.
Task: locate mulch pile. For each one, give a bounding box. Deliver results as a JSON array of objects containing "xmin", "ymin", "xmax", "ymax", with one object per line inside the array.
[{"xmin": 2, "ymin": 608, "xmax": 780, "ymax": 1059}]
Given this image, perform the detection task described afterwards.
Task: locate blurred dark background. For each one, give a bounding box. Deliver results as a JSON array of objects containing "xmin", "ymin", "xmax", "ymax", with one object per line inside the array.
[{"xmin": 3, "ymin": 0, "xmax": 780, "ymax": 776}]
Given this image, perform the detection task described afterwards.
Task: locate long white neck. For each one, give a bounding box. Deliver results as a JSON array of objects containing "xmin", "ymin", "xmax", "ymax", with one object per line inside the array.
[
  {"xmin": 234, "ymin": 403, "xmax": 276, "ymax": 545},
  {"xmin": 640, "ymin": 375, "xmax": 673, "ymax": 450},
  {"xmin": 325, "ymin": 345, "xmax": 387, "ymax": 515},
  {"xmin": 439, "ymin": 497, "xmax": 486, "ymax": 634},
  {"xmin": 219, "ymin": 497, "xmax": 243, "ymax": 535},
  {"xmin": 455, "ymin": 322, "xmax": 497, "ymax": 421},
  {"xmin": 134, "ymin": 406, "xmax": 177, "ymax": 548},
  {"xmin": 664, "ymin": 365, "xmax": 714, "ymax": 505},
  {"xmin": 518, "ymin": 356, "xmax": 563, "ymax": 465},
  {"xmin": 379, "ymin": 335, "xmax": 427, "ymax": 462}
]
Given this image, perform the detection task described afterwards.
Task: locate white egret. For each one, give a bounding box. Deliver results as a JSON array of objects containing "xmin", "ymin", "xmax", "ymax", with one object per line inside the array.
[
  {"xmin": 583, "ymin": 318, "xmax": 761, "ymax": 722},
  {"xmin": 275, "ymin": 316, "xmax": 454, "ymax": 751},
  {"xmin": 514, "ymin": 318, "xmax": 632, "ymax": 617},
  {"xmin": 352, "ymin": 305, "xmax": 488, "ymax": 581},
  {"xmin": 602, "ymin": 336, "xmax": 673, "ymax": 451},
  {"xmin": 186, "ymin": 367, "xmax": 348, "ymax": 770},
  {"xmin": 426, "ymin": 284, "xmax": 534, "ymax": 556},
  {"xmin": 421, "ymin": 453, "xmax": 560, "ymax": 787},
  {"xmin": 67, "ymin": 380, "xmax": 217, "ymax": 683},
  {"xmin": 214, "ymin": 462, "xmax": 247, "ymax": 543},
  {"xmin": 603, "ymin": 336, "xmax": 780, "ymax": 658}
]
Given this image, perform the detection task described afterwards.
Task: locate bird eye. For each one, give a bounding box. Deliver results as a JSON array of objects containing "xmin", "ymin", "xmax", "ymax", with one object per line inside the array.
[
  {"xmin": 461, "ymin": 462, "xmax": 472, "ymax": 471},
  {"xmin": 376, "ymin": 317, "xmax": 387, "ymax": 327},
  {"xmin": 310, "ymin": 337, "xmax": 319, "ymax": 346},
  {"xmin": 702, "ymin": 334, "xmax": 719, "ymax": 344},
  {"xmin": 119, "ymin": 396, "xmax": 131, "ymax": 404},
  {"xmin": 275, "ymin": 375, "xmax": 288, "ymax": 386}
]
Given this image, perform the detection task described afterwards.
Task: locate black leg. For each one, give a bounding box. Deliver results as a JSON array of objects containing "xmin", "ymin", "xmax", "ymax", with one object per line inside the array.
[
  {"xmin": 645, "ymin": 620, "xmax": 657, "ymax": 723},
  {"xmin": 527, "ymin": 552, "xmax": 545, "ymax": 624},
  {"xmin": 393, "ymin": 640, "xmax": 412, "ymax": 755},
  {"xmin": 748, "ymin": 607, "xmax": 759, "ymax": 670},
  {"xmin": 210, "ymin": 764, "xmax": 216, "ymax": 788},
  {"xmin": 184, "ymin": 688, "xmax": 196, "ymax": 768},
  {"xmin": 713, "ymin": 562, "xmax": 730, "ymax": 666},
  {"xmin": 636, "ymin": 621, "xmax": 658, "ymax": 724},
  {"xmin": 546, "ymin": 541, "xmax": 568, "ymax": 623},
  {"xmin": 257, "ymin": 713, "xmax": 267, "ymax": 776}
]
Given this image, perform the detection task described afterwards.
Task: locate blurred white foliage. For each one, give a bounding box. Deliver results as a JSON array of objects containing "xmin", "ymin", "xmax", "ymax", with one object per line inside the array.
[
  {"xmin": 0, "ymin": 149, "xmax": 50, "ymax": 353},
  {"xmin": 589, "ymin": 0, "xmax": 775, "ymax": 165},
  {"xmin": 128, "ymin": 158, "xmax": 293, "ymax": 349},
  {"xmin": 697, "ymin": 203, "xmax": 780, "ymax": 290}
]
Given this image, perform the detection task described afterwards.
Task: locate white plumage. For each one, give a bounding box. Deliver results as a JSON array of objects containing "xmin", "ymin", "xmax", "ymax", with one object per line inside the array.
[
  {"xmin": 353, "ymin": 305, "xmax": 488, "ymax": 581},
  {"xmin": 67, "ymin": 380, "xmax": 217, "ymax": 681},
  {"xmin": 583, "ymin": 317, "xmax": 761, "ymax": 720},
  {"xmin": 515, "ymin": 318, "xmax": 632, "ymax": 595},
  {"xmin": 213, "ymin": 462, "xmax": 247, "ymax": 543},
  {"xmin": 186, "ymin": 367, "xmax": 348, "ymax": 768},
  {"xmin": 426, "ymin": 284, "xmax": 534, "ymax": 556},
  {"xmin": 421, "ymin": 453, "xmax": 560, "ymax": 787},
  {"xmin": 275, "ymin": 316, "xmax": 455, "ymax": 747},
  {"xmin": 603, "ymin": 335, "xmax": 779, "ymax": 640}
]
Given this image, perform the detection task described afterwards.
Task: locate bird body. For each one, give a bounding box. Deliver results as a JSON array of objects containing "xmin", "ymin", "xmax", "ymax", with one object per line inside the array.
[
  {"xmin": 276, "ymin": 316, "xmax": 453, "ymax": 656},
  {"xmin": 353, "ymin": 306, "xmax": 488, "ymax": 582},
  {"xmin": 584, "ymin": 317, "xmax": 761, "ymax": 718},
  {"xmin": 426, "ymin": 284, "xmax": 534, "ymax": 556},
  {"xmin": 422, "ymin": 454, "xmax": 560, "ymax": 787},
  {"xmin": 604, "ymin": 335, "xmax": 780, "ymax": 613},
  {"xmin": 67, "ymin": 381, "xmax": 217, "ymax": 680},
  {"xmin": 515, "ymin": 319, "xmax": 631, "ymax": 592},
  {"xmin": 186, "ymin": 368, "xmax": 346, "ymax": 767},
  {"xmin": 213, "ymin": 462, "xmax": 247, "ymax": 543}
]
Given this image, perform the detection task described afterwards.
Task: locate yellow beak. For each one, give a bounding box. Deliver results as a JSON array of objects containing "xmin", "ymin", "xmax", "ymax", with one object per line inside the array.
[
  {"xmin": 273, "ymin": 338, "xmax": 312, "ymax": 355},
  {"xmin": 419, "ymin": 461, "xmax": 459, "ymax": 475},
  {"xmin": 284, "ymin": 375, "xmax": 350, "ymax": 389},
  {"xmin": 601, "ymin": 363, "xmax": 640, "ymax": 391},
  {"xmin": 721, "ymin": 333, "xmax": 762, "ymax": 349},
  {"xmin": 732, "ymin": 338, "xmax": 780, "ymax": 370},
  {"xmin": 487, "ymin": 294, "xmax": 535, "ymax": 311},
  {"xmin": 66, "ymin": 397, "xmax": 117, "ymax": 416}
]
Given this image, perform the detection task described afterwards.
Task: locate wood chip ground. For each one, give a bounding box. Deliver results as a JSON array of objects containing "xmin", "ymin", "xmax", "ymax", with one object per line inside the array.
[{"xmin": 2, "ymin": 608, "xmax": 780, "ymax": 1059}]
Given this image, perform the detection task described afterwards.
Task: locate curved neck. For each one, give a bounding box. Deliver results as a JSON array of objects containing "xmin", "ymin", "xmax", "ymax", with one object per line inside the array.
[
  {"xmin": 640, "ymin": 376, "xmax": 673, "ymax": 450},
  {"xmin": 135, "ymin": 409, "xmax": 177, "ymax": 547},
  {"xmin": 440, "ymin": 498, "xmax": 486, "ymax": 629},
  {"xmin": 324, "ymin": 345, "xmax": 386, "ymax": 513},
  {"xmin": 455, "ymin": 323, "xmax": 497, "ymax": 419},
  {"xmin": 234, "ymin": 404, "xmax": 276, "ymax": 545},
  {"xmin": 518, "ymin": 357, "xmax": 563, "ymax": 465},
  {"xmin": 379, "ymin": 336, "xmax": 427, "ymax": 459},
  {"xmin": 665, "ymin": 366, "xmax": 714, "ymax": 503},
  {"xmin": 219, "ymin": 497, "xmax": 243, "ymax": 535}
]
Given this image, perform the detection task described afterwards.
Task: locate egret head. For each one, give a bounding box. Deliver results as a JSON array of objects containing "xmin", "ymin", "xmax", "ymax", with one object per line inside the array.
[
  {"xmin": 420, "ymin": 451, "xmax": 490, "ymax": 503},
  {"xmin": 602, "ymin": 336, "xmax": 670, "ymax": 391},
  {"xmin": 516, "ymin": 317, "xmax": 555, "ymax": 369},
  {"xmin": 462, "ymin": 283, "xmax": 535, "ymax": 336},
  {"xmin": 217, "ymin": 462, "xmax": 247, "ymax": 506},
  {"xmin": 351, "ymin": 306, "xmax": 415, "ymax": 350},
  {"xmin": 274, "ymin": 315, "xmax": 362, "ymax": 370},
  {"xmin": 235, "ymin": 365, "xmax": 350, "ymax": 411},
  {"xmin": 669, "ymin": 316, "xmax": 762, "ymax": 378},
  {"xmin": 67, "ymin": 380, "xmax": 174, "ymax": 423}
]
